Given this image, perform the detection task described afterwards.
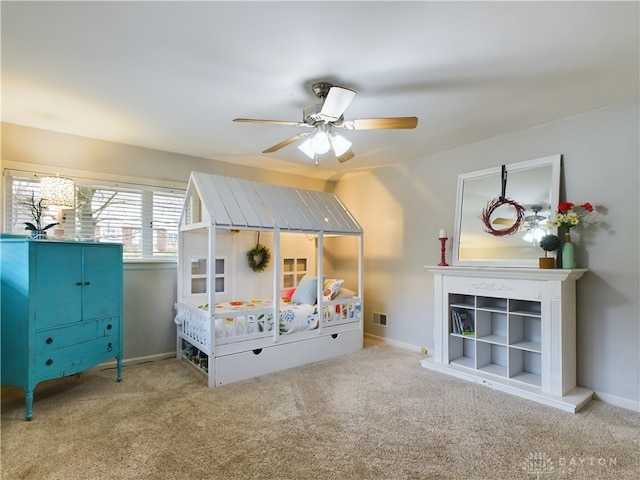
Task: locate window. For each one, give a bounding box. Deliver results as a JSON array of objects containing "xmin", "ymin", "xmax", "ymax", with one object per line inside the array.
[
  {"xmin": 189, "ymin": 257, "xmax": 226, "ymax": 295},
  {"xmin": 4, "ymin": 170, "xmax": 184, "ymax": 260},
  {"xmin": 282, "ymin": 257, "xmax": 308, "ymax": 288}
]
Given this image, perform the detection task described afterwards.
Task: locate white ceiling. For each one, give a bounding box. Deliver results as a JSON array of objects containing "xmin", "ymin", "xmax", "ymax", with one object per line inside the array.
[{"xmin": 2, "ymin": 1, "xmax": 638, "ymax": 180}]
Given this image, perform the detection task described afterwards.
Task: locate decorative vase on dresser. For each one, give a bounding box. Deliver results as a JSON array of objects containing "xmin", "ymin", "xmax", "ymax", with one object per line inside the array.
[
  {"xmin": 0, "ymin": 235, "xmax": 123, "ymax": 420},
  {"xmin": 423, "ymin": 265, "xmax": 592, "ymax": 413}
]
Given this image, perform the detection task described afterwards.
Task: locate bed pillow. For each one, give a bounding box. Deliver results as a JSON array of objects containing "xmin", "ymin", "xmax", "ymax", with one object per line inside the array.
[
  {"xmin": 322, "ymin": 278, "xmax": 344, "ymax": 301},
  {"xmin": 291, "ymin": 275, "xmax": 318, "ymax": 305},
  {"xmin": 281, "ymin": 287, "xmax": 296, "ymax": 303},
  {"xmin": 334, "ymin": 287, "xmax": 357, "ymax": 300}
]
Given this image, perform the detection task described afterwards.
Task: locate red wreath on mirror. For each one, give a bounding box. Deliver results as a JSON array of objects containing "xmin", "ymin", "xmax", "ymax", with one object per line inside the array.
[
  {"xmin": 480, "ymin": 164, "xmax": 526, "ymax": 236},
  {"xmin": 481, "ymin": 196, "xmax": 526, "ymax": 236}
]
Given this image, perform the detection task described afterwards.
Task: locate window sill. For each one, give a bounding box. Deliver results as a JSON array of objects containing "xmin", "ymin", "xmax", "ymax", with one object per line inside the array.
[{"xmin": 123, "ymin": 259, "xmax": 177, "ymax": 270}]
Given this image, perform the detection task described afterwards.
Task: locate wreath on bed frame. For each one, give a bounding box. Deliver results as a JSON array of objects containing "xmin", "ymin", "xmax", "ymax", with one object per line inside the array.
[{"xmin": 247, "ymin": 233, "xmax": 271, "ymax": 272}]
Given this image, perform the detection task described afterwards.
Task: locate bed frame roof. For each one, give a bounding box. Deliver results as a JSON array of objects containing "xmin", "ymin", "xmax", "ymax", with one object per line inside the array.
[{"xmin": 181, "ymin": 172, "xmax": 362, "ymax": 234}]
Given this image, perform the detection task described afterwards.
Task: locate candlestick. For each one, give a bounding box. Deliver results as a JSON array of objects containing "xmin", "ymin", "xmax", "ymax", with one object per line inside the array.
[{"xmin": 438, "ymin": 237, "xmax": 449, "ymax": 266}]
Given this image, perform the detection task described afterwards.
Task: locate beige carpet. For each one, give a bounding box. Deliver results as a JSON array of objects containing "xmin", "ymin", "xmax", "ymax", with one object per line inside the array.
[{"xmin": 1, "ymin": 342, "xmax": 638, "ymax": 480}]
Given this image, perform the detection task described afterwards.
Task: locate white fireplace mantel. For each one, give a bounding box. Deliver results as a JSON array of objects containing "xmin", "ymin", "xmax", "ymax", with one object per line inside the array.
[{"xmin": 423, "ymin": 265, "xmax": 592, "ymax": 412}]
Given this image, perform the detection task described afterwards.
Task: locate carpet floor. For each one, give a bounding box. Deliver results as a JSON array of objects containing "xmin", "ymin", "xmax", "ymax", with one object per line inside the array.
[{"xmin": 1, "ymin": 342, "xmax": 638, "ymax": 479}]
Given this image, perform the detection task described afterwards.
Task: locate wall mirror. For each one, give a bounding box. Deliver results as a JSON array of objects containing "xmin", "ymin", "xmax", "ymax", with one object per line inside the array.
[{"xmin": 453, "ymin": 154, "xmax": 561, "ymax": 267}]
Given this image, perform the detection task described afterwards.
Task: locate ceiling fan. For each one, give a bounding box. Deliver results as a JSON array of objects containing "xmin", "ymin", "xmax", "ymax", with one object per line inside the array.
[
  {"xmin": 493, "ymin": 205, "xmax": 549, "ymax": 242},
  {"xmin": 233, "ymin": 82, "xmax": 418, "ymax": 164},
  {"xmin": 493, "ymin": 205, "xmax": 548, "ymax": 227}
]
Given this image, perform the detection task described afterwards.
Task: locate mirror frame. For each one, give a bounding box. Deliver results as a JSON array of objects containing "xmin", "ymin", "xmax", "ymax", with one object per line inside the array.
[{"xmin": 452, "ymin": 154, "xmax": 561, "ymax": 267}]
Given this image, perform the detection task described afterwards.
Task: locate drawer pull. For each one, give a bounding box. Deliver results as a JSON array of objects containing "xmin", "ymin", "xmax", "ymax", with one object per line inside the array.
[
  {"xmin": 107, "ymin": 343, "xmax": 113, "ymax": 352},
  {"xmin": 46, "ymin": 337, "xmax": 53, "ymax": 345},
  {"xmin": 46, "ymin": 359, "xmax": 53, "ymax": 366},
  {"xmin": 106, "ymin": 324, "xmax": 112, "ymax": 330},
  {"xmin": 76, "ymin": 282, "xmax": 83, "ymax": 286},
  {"xmin": 85, "ymin": 281, "xmax": 90, "ymax": 286}
]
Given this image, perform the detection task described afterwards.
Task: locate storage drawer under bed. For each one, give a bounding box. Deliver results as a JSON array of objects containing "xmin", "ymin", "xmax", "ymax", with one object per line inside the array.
[{"xmin": 214, "ymin": 328, "xmax": 362, "ymax": 386}]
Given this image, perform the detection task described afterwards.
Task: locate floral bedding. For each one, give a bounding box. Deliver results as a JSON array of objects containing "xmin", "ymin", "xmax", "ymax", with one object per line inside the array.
[{"xmin": 201, "ymin": 300, "xmax": 320, "ymax": 337}]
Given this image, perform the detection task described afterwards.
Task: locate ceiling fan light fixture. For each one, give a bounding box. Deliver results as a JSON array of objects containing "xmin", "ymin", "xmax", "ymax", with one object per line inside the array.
[
  {"xmin": 310, "ymin": 129, "xmax": 331, "ymax": 154},
  {"xmin": 523, "ymin": 227, "xmax": 547, "ymax": 244},
  {"xmin": 236, "ymin": 82, "xmax": 418, "ymax": 164},
  {"xmin": 330, "ymin": 134, "xmax": 352, "ymax": 156},
  {"xmin": 298, "ymin": 138, "xmax": 316, "ymax": 159}
]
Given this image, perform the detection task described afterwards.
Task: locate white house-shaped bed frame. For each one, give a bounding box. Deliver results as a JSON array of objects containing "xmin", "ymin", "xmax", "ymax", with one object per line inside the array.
[{"xmin": 175, "ymin": 172, "xmax": 364, "ymax": 387}]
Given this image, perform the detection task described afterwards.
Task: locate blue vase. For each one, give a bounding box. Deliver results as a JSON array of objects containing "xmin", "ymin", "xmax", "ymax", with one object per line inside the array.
[{"xmin": 562, "ymin": 233, "xmax": 574, "ymax": 269}]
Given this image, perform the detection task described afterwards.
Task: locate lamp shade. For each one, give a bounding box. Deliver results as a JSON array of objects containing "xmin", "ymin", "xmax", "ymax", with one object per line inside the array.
[
  {"xmin": 310, "ymin": 130, "xmax": 331, "ymax": 154},
  {"xmin": 330, "ymin": 134, "xmax": 352, "ymax": 156},
  {"xmin": 41, "ymin": 176, "xmax": 75, "ymax": 208},
  {"xmin": 298, "ymin": 138, "xmax": 316, "ymax": 159}
]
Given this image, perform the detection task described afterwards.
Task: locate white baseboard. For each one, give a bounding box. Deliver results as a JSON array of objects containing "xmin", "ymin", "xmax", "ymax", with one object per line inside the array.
[
  {"xmin": 364, "ymin": 332, "xmax": 424, "ymax": 353},
  {"xmin": 90, "ymin": 352, "xmax": 176, "ymax": 372},
  {"xmin": 593, "ymin": 391, "xmax": 640, "ymax": 413}
]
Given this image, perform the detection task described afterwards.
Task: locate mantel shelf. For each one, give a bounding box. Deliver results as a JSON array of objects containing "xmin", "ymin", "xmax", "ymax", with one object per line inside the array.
[{"xmin": 425, "ymin": 265, "xmax": 587, "ymax": 282}]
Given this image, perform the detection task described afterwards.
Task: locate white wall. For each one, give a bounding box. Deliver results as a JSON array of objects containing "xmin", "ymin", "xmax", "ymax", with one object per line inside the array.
[{"xmin": 335, "ymin": 100, "xmax": 639, "ymax": 409}]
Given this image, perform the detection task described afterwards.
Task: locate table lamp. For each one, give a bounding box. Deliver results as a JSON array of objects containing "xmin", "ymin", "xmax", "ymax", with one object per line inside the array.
[{"xmin": 41, "ymin": 175, "xmax": 75, "ymax": 238}]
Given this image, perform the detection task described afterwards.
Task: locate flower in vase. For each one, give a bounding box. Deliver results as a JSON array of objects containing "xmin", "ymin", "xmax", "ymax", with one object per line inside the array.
[{"xmin": 547, "ymin": 202, "xmax": 594, "ymax": 232}]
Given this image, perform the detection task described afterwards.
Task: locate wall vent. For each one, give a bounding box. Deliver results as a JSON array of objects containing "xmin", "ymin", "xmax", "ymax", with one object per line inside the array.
[{"xmin": 372, "ymin": 312, "xmax": 387, "ymax": 326}]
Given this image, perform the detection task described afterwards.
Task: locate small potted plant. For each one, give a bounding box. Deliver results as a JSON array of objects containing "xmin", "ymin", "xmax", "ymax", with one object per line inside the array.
[
  {"xmin": 22, "ymin": 193, "xmax": 58, "ymax": 239},
  {"xmin": 539, "ymin": 234, "xmax": 560, "ymax": 269}
]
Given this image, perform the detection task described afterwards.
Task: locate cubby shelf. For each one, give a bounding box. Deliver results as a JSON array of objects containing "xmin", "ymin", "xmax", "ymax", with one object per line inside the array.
[
  {"xmin": 448, "ymin": 295, "xmax": 544, "ymax": 386},
  {"xmin": 423, "ymin": 266, "xmax": 593, "ymax": 413}
]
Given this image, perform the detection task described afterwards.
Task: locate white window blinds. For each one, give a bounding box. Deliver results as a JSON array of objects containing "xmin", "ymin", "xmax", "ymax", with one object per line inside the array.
[{"xmin": 4, "ymin": 170, "xmax": 184, "ymax": 260}]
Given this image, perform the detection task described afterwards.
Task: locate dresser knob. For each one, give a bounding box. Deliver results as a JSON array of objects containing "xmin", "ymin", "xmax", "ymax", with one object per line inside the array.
[
  {"xmin": 107, "ymin": 343, "xmax": 113, "ymax": 352},
  {"xmin": 106, "ymin": 324, "xmax": 112, "ymax": 330},
  {"xmin": 46, "ymin": 359, "xmax": 53, "ymax": 366},
  {"xmin": 46, "ymin": 337, "xmax": 53, "ymax": 345}
]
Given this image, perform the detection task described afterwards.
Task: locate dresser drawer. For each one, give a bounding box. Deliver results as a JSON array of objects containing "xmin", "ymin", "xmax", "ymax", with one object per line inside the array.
[
  {"xmin": 35, "ymin": 317, "xmax": 120, "ymax": 354},
  {"xmin": 34, "ymin": 337, "xmax": 120, "ymax": 381},
  {"xmin": 35, "ymin": 321, "xmax": 97, "ymax": 354},
  {"xmin": 97, "ymin": 316, "xmax": 120, "ymax": 337}
]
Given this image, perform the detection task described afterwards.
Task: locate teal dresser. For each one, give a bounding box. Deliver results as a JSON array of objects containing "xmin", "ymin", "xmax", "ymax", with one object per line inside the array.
[{"xmin": 1, "ymin": 237, "xmax": 123, "ymax": 420}]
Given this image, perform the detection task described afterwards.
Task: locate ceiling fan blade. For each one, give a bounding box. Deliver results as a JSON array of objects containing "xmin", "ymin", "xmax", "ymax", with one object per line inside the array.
[
  {"xmin": 492, "ymin": 217, "xmax": 516, "ymax": 225},
  {"xmin": 234, "ymin": 118, "xmax": 308, "ymax": 127},
  {"xmin": 343, "ymin": 117, "xmax": 419, "ymax": 130},
  {"xmin": 320, "ymin": 86, "xmax": 356, "ymax": 122},
  {"xmin": 262, "ymin": 132, "xmax": 312, "ymax": 154},
  {"xmin": 336, "ymin": 148, "xmax": 355, "ymax": 164}
]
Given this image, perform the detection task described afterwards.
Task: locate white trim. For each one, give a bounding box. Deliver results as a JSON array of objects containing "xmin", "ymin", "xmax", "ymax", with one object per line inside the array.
[
  {"xmin": 363, "ymin": 332, "xmax": 423, "ymax": 352},
  {"xmin": 90, "ymin": 352, "xmax": 176, "ymax": 372},
  {"xmin": 593, "ymin": 391, "xmax": 640, "ymax": 413},
  {"xmin": 123, "ymin": 260, "xmax": 177, "ymax": 270}
]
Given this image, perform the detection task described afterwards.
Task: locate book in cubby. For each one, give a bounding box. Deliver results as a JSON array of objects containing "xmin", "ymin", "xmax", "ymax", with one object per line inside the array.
[{"xmin": 451, "ymin": 309, "xmax": 474, "ymax": 335}]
